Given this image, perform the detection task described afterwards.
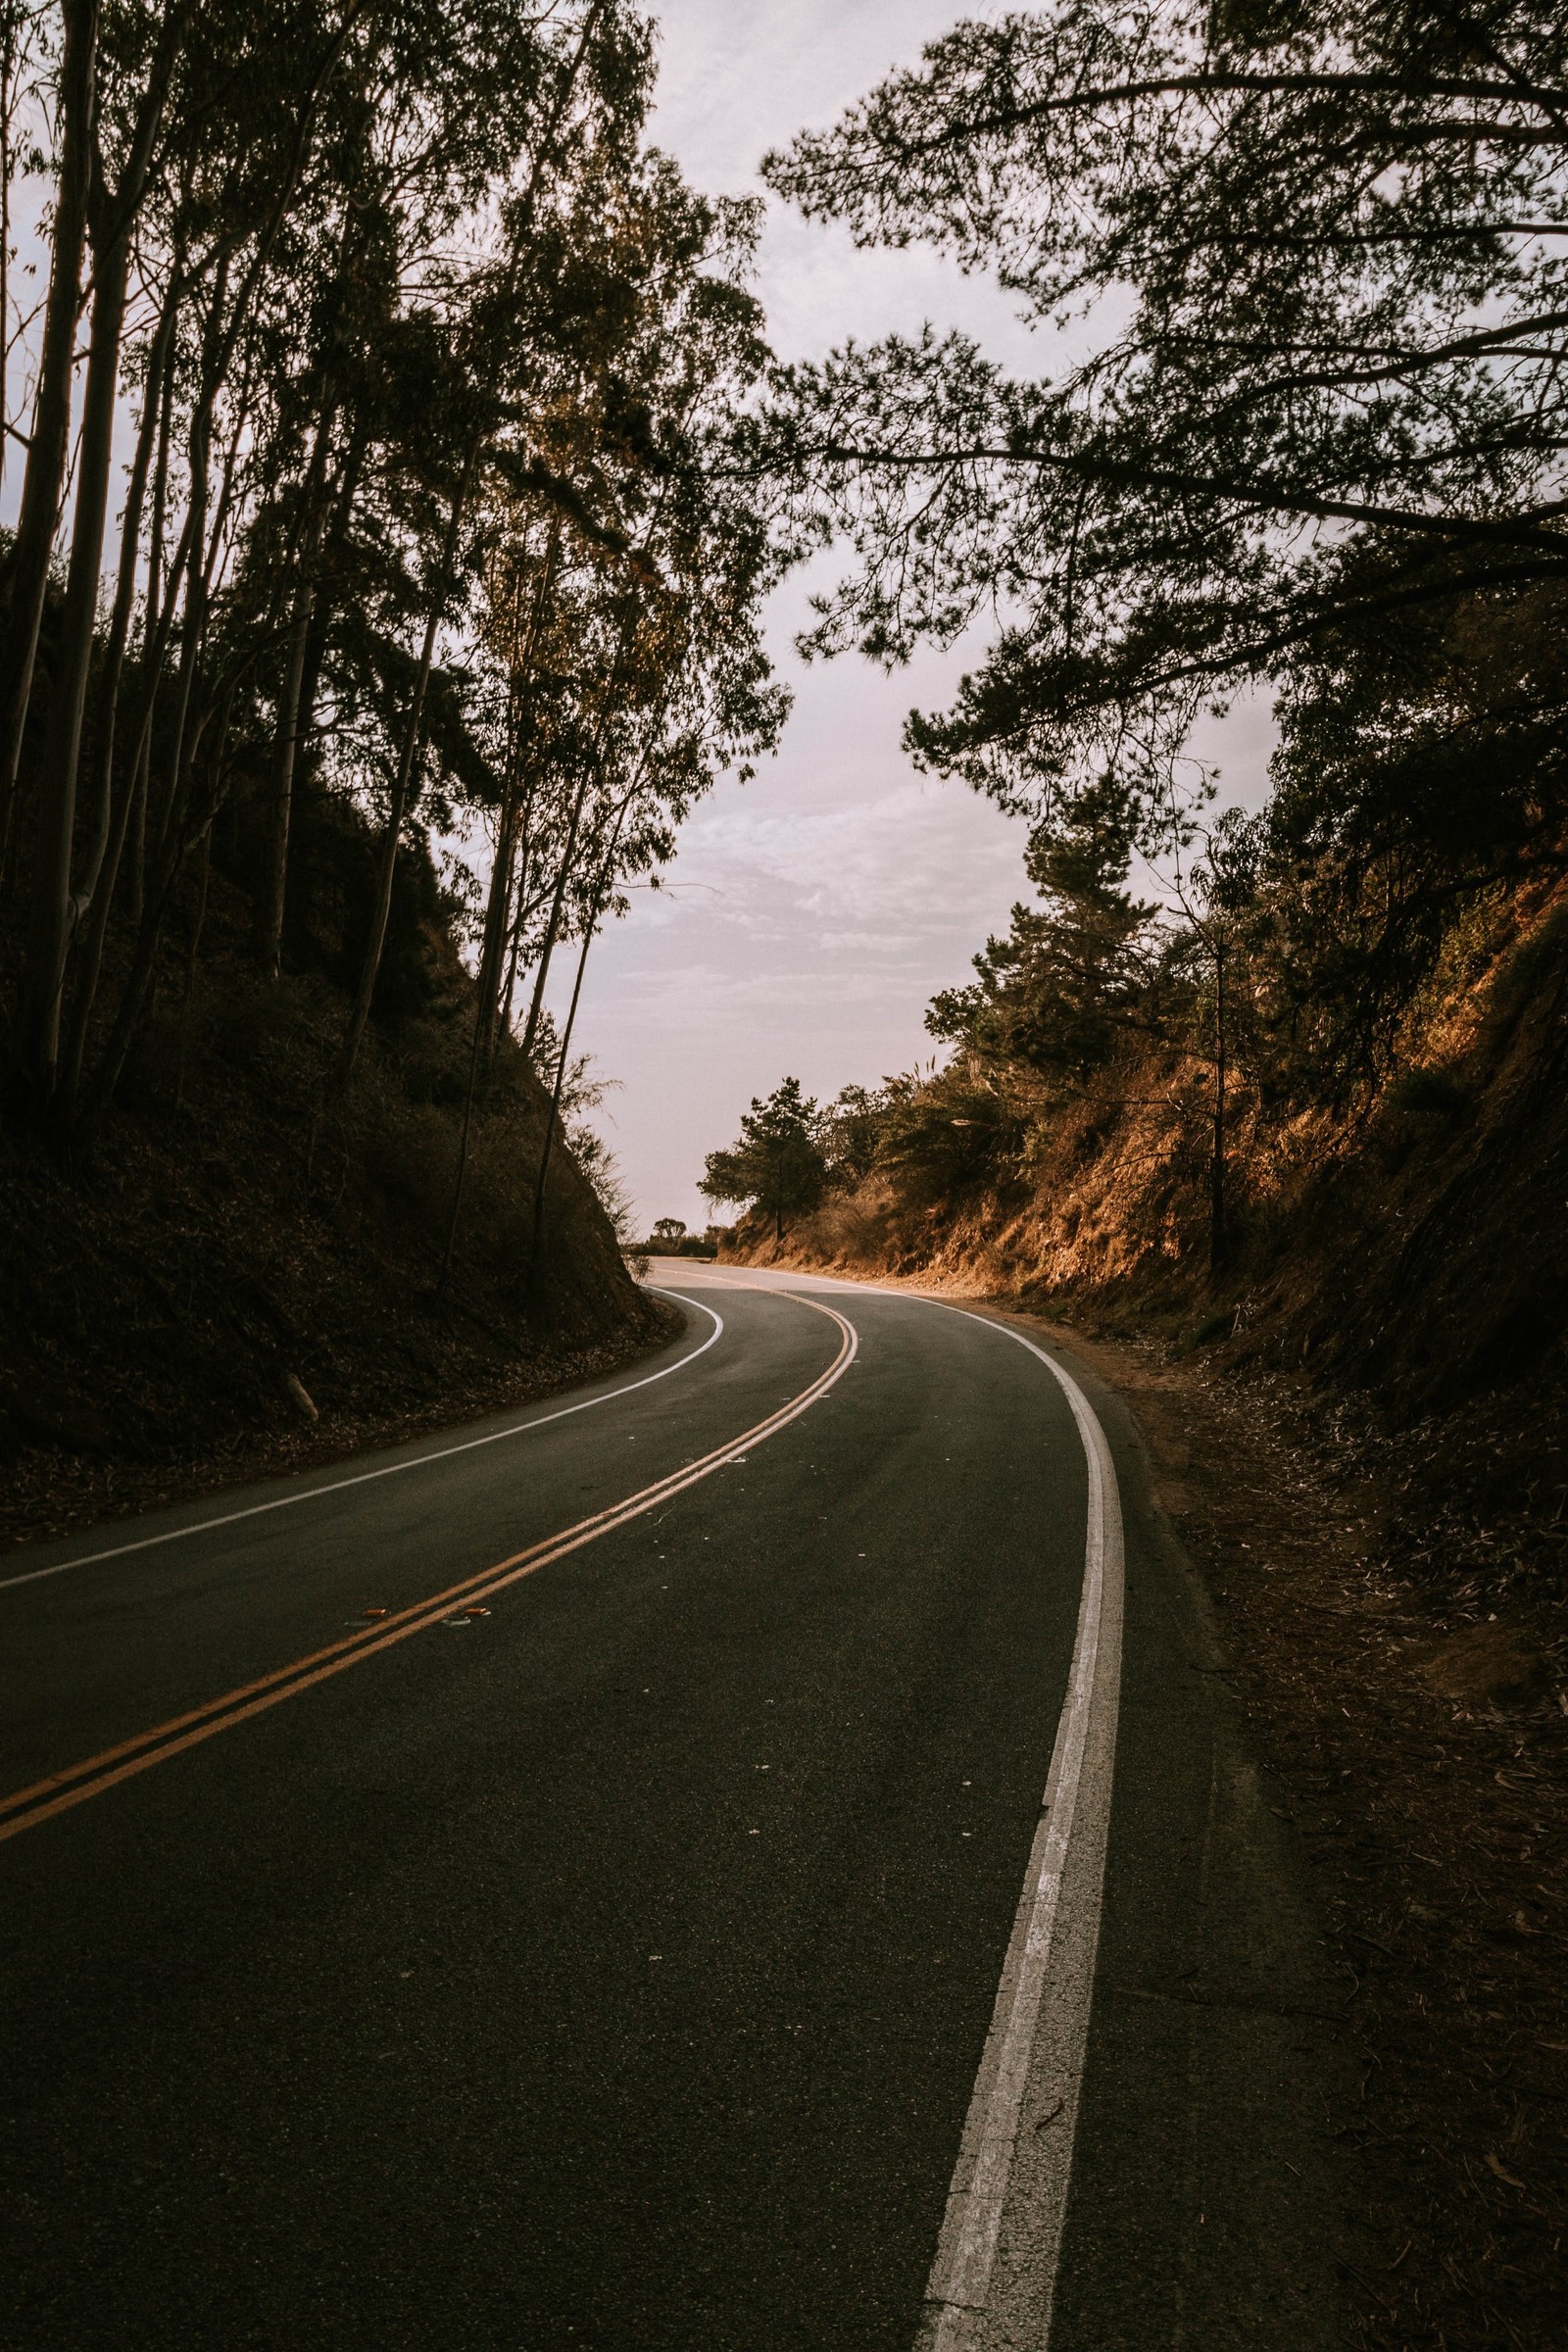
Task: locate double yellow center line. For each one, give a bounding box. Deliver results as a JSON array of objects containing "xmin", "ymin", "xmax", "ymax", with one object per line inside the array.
[{"xmin": 1, "ymin": 1298, "xmax": 857, "ymax": 1845}]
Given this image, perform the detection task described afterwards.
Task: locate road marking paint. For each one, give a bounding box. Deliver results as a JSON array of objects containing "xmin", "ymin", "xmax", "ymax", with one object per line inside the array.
[
  {"xmin": 883, "ymin": 1302, "xmax": 1125, "ymax": 2352},
  {"xmin": 0, "ymin": 1289, "xmax": 724, "ymax": 1596},
  {"xmin": 655, "ymin": 1264, "xmax": 1127, "ymax": 2345},
  {"xmin": 0, "ymin": 1295, "xmax": 856, "ymax": 1844}
]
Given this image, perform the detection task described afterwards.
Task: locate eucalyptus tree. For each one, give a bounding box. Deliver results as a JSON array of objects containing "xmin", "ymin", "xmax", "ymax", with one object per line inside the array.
[
  {"xmin": 759, "ymin": 0, "xmax": 1568, "ymax": 839},
  {"xmin": 48, "ymin": 0, "xmax": 399, "ymax": 1114},
  {"xmin": 47, "ymin": 0, "xmax": 378, "ymax": 1114},
  {"xmin": 10, "ymin": 0, "xmax": 373, "ymax": 1103},
  {"xmin": 0, "ymin": 0, "xmax": 49, "ymax": 511},
  {"xmin": 1, "ymin": 0, "xmax": 663, "ymax": 1128},
  {"xmin": 448, "ymin": 143, "xmax": 781, "ymax": 1061},
  {"xmin": 438, "ymin": 150, "xmax": 787, "ymax": 1266},
  {"xmin": 329, "ymin": 0, "xmax": 660, "ymax": 1090},
  {"xmin": 2, "ymin": 0, "xmax": 784, "ymax": 1212}
]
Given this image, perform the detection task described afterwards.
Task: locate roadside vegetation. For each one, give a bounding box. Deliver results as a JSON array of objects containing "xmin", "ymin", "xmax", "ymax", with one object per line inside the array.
[
  {"xmin": 0, "ymin": 0, "xmax": 782, "ymax": 1512},
  {"xmin": 704, "ymin": 7, "xmax": 1568, "ymax": 2339},
  {"xmin": 707, "ymin": 0, "xmax": 1568, "ymax": 1607}
]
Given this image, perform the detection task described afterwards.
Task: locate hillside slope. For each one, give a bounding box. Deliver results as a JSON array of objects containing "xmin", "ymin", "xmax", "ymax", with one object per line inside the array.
[
  {"xmin": 1, "ymin": 787, "xmax": 663, "ymax": 1551},
  {"xmin": 732, "ymin": 886, "xmax": 1568, "ymax": 1603}
]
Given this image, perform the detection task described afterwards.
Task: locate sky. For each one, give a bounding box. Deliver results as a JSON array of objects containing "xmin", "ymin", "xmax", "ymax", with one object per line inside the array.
[{"xmin": 552, "ymin": 1, "xmax": 1276, "ymax": 1234}]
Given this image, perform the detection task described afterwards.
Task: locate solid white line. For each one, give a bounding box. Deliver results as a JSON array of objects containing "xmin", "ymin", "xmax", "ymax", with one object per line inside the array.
[
  {"xmin": 906, "ymin": 1305, "xmax": 1126, "ymax": 2352},
  {"xmin": 0, "ymin": 1292, "xmax": 724, "ymax": 1596},
  {"xmin": 693, "ymin": 1267, "xmax": 1125, "ymax": 2339}
]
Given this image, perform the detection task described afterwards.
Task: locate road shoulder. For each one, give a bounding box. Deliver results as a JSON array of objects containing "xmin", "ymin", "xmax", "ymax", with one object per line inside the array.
[
  {"xmin": 988, "ymin": 1305, "xmax": 1568, "ymax": 2352},
  {"xmin": 963, "ymin": 1304, "xmax": 1355, "ymax": 2350}
]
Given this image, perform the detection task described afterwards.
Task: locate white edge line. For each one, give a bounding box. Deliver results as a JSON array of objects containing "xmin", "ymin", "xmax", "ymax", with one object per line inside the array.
[
  {"xmin": 0, "ymin": 1297, "xmax": 859, "ymax": 1838},
  {"xmin": 907, "ymin": 1300, "xmax": 1126, "ymax": 2351},
  {"xmin": 0, "ymin": 1291, "xmax": 724, "ymax": 1595}
]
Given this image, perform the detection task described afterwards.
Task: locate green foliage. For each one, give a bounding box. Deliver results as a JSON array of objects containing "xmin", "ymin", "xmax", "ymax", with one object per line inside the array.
[
  {"xmin": 755, "ymin": 0, "xmax": 1568, "ymax": 850},
  {"xmin": 926, "ymin": 779, "xmax": 1157, "ymax": 1092},
  {"xmin": 816, "ymin": 1082, "xmax": 894, "ymax": 1186},
  {"xmin": 0, "ymin": 0, "xmax": 786, "ymax": 1154},
  {"xmin": 1254, "ymin": 569, "xmax": 1568, "ymax": 1087},
  {"xmin": 867, "ymin": 1069, "xmax": 1029, "ymax": 1207},
  {"xmin": 700, "ymin": 1075, "xmax": 828, "ymax": 1239},
  {"xmin": 727, "ymin": 0, "xmax": 1568, "ymax": 1242}
]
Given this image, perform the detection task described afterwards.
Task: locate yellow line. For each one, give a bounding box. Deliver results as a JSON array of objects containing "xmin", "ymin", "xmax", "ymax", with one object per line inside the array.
[{"xmin": 0, "ymin": 1298, "xmax": 857, "ymax": 1845}]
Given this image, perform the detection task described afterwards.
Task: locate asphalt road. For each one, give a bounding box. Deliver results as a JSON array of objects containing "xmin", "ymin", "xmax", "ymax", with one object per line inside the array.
[{"xmin": 0, "ymin": 1265, "xmax": 1352, "ymax": 2350}]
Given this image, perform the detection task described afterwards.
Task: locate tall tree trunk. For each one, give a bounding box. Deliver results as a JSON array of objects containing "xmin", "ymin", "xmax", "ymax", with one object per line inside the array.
[
  {"xmin": 487, "ymin": 763, "xmax": 544, "ymax": 1068},
  {"xmin": 22, "ymin": 231, "xmax": 134, "ymax": 1097},
  {"xmin": 0, "ymin": 10, "xmax": 16, "ymax": 512},
  {"xmin": 335, "ymin": 445, "xmax": 477, "ymax": 1091},
  {"xmin": 526, "ymin": 787, "xmax": 642, "ymax": 1283},
  {"xmin": 440, "ymin": 733, "xmax": 524, "ymax": 1280},
  {"xmin": 80, "ymin": 295, "xmax": 243, "ymax": 1132},
  {"xmin": 498, "ymin": 861, "xmax": 532, "ymax": 1047},
  {"xmin": 257, "ymin": 397, "xmax": 336, "ymax": 977},
  {"xmin": 519, "ymin": 764, "xmax": 593, "ymax": 1064},
  {"xmin": 1209, "ymin": 938, "xmax": 1227, "ymax": 1274},
  {"xmin": 288, "ymin": 414, "xmax": 368, "ymax": 808},
  {"xmin": 475, "ymin": 707, "xmax": 525, "ymax": 1033},
  {"xmin": 53, "ymin": 287, "xmax": 179, "ymax": 1118},
  {"xmin": 85, "ymin": 681, "xmax": 224, "ymax": 1125},
  {"xmin": 152, "ymin": 403, "xmax": 211, "ymax": 856},
  {"xmin": 72, "ymin": 277, "xmax": 177, "ymax": 919},
  {"xmin": 526, "ymin": 871, "xmax": 603, "ymax": 1286},
  {"xmin": 471, "ymin": 521, "xmax": 559, "ymax": 1064},
  {"xmin": 0, "ymin": 0, "xmax": 98, "ymax": 851},
  {"xmin": 335, "ymin": 0, "xmax": 610, "ymax": 1096},
  {"xmin": 129, "ymin": 318, "xmax": 177, "ymax": 927}
]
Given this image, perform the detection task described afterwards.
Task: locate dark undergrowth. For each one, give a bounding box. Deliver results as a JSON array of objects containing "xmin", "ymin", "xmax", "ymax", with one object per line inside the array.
[{"xmin": 0, "ymin": 794, "xmax": 662, "ymax": 1552}]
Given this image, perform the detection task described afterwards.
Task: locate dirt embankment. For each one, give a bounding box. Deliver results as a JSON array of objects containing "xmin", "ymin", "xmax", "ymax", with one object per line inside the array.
[
  {"xmin": 1050, "ymin": 1318, "xmax": 1568, "ymax": 2352},
  {"xmin": 721, "ymin": 895, "xmax": 1568, "ymax": 2346},
  {"xmin": 1, "ymin": 849, "xmax": 666, "ymax": 1555},
  {"xmin": 738, "ymin": 888, "xmax": 1568, "ymax": 1605}
]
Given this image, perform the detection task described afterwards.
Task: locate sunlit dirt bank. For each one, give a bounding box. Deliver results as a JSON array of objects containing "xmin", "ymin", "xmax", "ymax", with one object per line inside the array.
[{"xmin": 728, "ymin": 887, "xmax": 1568, "ymax": 2352}]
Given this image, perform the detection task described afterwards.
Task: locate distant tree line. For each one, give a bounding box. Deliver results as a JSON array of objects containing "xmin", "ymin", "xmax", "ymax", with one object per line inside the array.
[{"xmin": 0, "ymin": 0, "xmax": 784, "ymax": 1258}]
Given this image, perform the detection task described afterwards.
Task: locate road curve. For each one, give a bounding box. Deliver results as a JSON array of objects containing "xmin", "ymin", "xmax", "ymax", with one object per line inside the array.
[{"xmin": 0, "ymin": 1264, "xmax": 1349, "ymax": 2349}]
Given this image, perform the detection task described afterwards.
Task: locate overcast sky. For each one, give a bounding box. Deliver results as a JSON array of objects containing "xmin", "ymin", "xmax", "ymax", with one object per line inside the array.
[{"xmin": 551, "ymin": 2, "xmax": 1275, "ymax": 1234}]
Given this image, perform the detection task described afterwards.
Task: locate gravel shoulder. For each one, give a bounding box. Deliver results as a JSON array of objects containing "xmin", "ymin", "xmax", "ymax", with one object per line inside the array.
[{"xmin": 1010, "ymin": 1308, "xmax": 1568, "ymax": 2352}]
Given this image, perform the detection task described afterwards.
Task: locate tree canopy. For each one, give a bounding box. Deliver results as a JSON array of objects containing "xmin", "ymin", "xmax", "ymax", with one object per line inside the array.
[
  {"xmin": 756, "ymin": 0, "xmax": 1568, "ymax": 848},
  {"xmin": 0, "ymin": 0, "xmax": 785, "ymax": 1201},
  {"xmin": 701, "ymin": 1075, "xmax": 827, "ymax": 1242}
]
